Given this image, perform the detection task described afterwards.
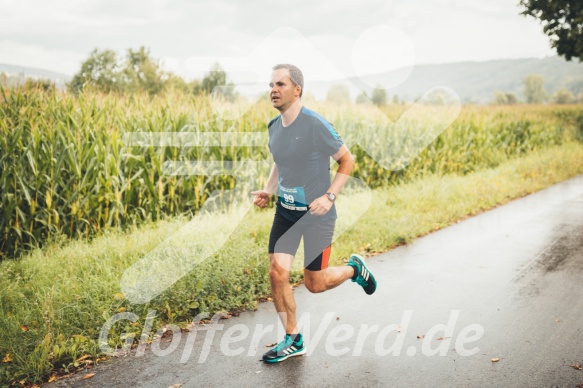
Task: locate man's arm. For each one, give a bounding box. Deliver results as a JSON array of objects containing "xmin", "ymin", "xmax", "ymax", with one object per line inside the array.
[
  {"xmin": 251, "ymin": 163, "xmax": 278, "ymax": 208},
  {"xmin": 263, "ymin": 162, "xmax": 279, "ymax": 194},
  {"xmin": 308, "ymin": 144, "xmax": 355, "ymax": 216},
  {"xmin": 327, "ymin": 144, "xmax": 355, "ymax": 196}
]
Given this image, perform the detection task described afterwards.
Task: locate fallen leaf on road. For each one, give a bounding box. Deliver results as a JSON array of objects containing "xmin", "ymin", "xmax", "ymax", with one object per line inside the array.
[
  {"xmin": 83, "ymin": 373, "xmax": 95, "ymax": 380},
  {"xmin": 395, "ymin": 325, "xmax": 402, "ymax": 333},
  {"xmin": 255, "ymin": 371, "xmax": 261, "ymax": 374},
  {"xmin": 76, "ymin": 354, "xmax": 91, "ymax": 362},
  {"xmin": 570, "ymin": 364, "xmax": 582, "ymax": 370},
  {"xmin": 491, "ymin": 358, "xmax": 501, "ymax": 363},
  {"xmin": 48, "ymin": 375, "xmax": 57, "ymax": 383},
  {"xmin": 220, "ymin": 314, "xmax": 232, "ymax": 320},
  {"xmin": 168, "ymin": 384, "xmax": 182, "ymax": 388},
  {"xmin": 416, "ymin": 335, "xmax": 425, "ymax": 339},
  {"xmin": 266, "ymin": 342, "xmax": 278, "ymax": 347},
  {"xmin": 20, "ymin": 325, "xmax": 29, "ymax": 332},
  {"xmin": 437, "ymin": 337, "xmax": 450, "ymax": 341}
]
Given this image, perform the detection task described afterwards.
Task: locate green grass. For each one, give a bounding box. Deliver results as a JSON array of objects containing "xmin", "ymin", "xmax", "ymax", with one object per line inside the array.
[{"xmin": 1, "ymin": 141, "xmax": 583, "ymax": 385}]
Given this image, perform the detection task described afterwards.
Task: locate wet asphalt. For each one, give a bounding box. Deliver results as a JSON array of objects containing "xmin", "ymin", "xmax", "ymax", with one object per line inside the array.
[{"xmin": 50, "ymin": 175, "xmax": 583, "ymax": 388}]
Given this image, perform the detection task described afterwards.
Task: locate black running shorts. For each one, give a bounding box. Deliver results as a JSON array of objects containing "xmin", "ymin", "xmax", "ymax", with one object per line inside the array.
[{"xmin": 268, "ymin": 211, "xmax": 336, "ymax": 271}]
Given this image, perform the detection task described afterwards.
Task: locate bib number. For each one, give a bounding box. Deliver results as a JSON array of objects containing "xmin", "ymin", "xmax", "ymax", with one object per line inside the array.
[{"xmin": 278, "ymin": 184, "xmax": 307, "ymax": 211}]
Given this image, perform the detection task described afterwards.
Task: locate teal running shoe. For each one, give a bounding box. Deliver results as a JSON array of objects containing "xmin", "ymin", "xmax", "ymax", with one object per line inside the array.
[
  {"xmin": 262, "ymin": 334, "xmax": 306, "ymax": 363},
  {"xmin": 347, "ymin": 254, "xmax": 377, "ymax": 295}
]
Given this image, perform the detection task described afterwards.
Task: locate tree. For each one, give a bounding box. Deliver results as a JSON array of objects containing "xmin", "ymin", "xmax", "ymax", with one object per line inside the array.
[
  {"xmin": 355, "ymin": 91, "xmax": 370, "ymax": 104},
  {"xmin": 523, "ymin": 74, "xmax": 547, "ymax": 103},
  {"xmin": 505, "ymin": 93, "xmax": 519, "ymax": 105},
  {"xmin": 371, "ymin": 86, "xmax": 387, "ymax": 106},
  {"xmin": 198, "ymin": 63, "xmax": 236, "ymax": 101},
  {"xmin": 69, "ymin": 48, "xmax": 121, "ymax": 93},
  {"xmin": 69, "ymin": 46, "xmax": 174, "ymax": 95},
  {"xmin": 423, "ymin": 89, "xmax": 449, "ymax": 105},
  {"xmin": 326, "ymin": 84, "xmax": 350, "ymax": 104},
  {"xmin": 495, "ymin": 92, "xmax": 508, "ymax": 105},
  {"xmin": 520, "ymin": 0, "xmax": 583, "ymax": 61},
  {"xmin": 68, "ymin": 50, "xmax": 239, "ymax": 97},
  {"xmin": 494, "ymin": 91, "xmax": 519, "ymax": 105},
  {"xmin": 552, "ymin": 88, "xmax": 576, "ymax": 104},
  {"xmin": 122, "ymin": 46, "xmax": 166, "ymax": 95},
  {"xmin": 24, "ymin": 78, "xmax": 54, "ymax": 92},
  {"xmin": 164, "ymin": 74, "xmax": 191, "ymax": 94}
]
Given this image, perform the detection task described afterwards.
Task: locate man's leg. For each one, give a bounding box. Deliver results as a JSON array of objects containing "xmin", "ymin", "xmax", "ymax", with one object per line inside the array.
[
  {"xmin": 303, "ymin": 265, "xmax": 354, "ymax": 293},
  {"xmin": 303, "ymin": 218, "xmax": 352, "ymax": 293},
  {"xmin": 263, "ymin": 252, "xmax": 307, "ymax": 363},
  {"xmin": 302, "ymin": 218, "xmax": 377, "ymax": 294},
  {"xmin": 269, "ymin": 253, "xmax": 298, "ymax": 334}
]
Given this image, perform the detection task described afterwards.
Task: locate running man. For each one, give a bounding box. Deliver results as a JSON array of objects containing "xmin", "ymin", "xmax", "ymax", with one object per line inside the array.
[{"xmin": 252, "ymin": 64, "xmax": 377, "ymax": 363}]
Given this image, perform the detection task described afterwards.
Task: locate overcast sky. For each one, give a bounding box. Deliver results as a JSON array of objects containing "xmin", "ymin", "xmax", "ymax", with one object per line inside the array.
[{"xmin": 0, "ymin": 0, "xmax": 556, "ymax": 84}]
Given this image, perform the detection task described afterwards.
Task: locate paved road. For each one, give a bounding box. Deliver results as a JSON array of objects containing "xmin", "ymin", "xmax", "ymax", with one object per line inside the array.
[{"xmin": 51, "ymin": 175, "xmax": 583, "ymax": 388}]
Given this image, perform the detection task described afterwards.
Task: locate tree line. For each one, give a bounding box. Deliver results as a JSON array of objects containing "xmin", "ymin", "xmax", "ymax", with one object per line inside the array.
[
  {"xmin": 324, "ymin": 75, "xmax": 582, "ymax": 106},
  {"xmin": 494, "ymin": 74, "xmax": 583, "ymax": 105},
  {"xmin": 67, "ymin": 46, "xmax": 235, "ymax": 98}
]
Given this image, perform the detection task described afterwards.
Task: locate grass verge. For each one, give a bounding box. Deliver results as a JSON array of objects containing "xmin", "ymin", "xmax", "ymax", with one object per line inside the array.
[{"xmin": 1, "ymin": 141, "xmax": 583, "ymax": 385}]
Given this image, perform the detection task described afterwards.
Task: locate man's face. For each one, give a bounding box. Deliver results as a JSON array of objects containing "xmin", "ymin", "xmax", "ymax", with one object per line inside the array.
[{"xmin": 269, "ymin": 68, "xmax": 300, "ymax": 112}]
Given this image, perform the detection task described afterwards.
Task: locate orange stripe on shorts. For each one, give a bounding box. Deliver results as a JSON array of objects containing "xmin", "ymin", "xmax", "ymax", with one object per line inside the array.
[{"xmin": 321, "ymin": 245, "xmax": 331, "ymax": 270}]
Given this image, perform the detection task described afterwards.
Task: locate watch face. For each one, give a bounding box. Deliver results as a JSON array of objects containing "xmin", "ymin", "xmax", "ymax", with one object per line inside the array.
[{"xmin": 327, "ymin": 193, "xmax": 336, "ymax": 202}]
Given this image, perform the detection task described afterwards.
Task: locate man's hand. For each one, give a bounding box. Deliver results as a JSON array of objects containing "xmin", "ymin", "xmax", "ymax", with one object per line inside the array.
[
  {"xmin": 308, "ymin": 195, "xmax": 333, "ymax": 216},
  {"xmin": 251, "ymin": 190, "xmax": 271, "ymax": 208}
]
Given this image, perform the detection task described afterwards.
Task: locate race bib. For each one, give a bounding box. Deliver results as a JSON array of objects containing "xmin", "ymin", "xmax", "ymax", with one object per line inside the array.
[{"xmin": 278, "ymin": 183, "xmax": 308, "ymax": 211}]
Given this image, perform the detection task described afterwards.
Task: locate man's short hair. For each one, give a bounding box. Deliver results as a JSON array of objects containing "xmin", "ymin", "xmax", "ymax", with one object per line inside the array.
[{"xmin": 273, "ymin": 64, "xmax": 304, "ymax": 98}]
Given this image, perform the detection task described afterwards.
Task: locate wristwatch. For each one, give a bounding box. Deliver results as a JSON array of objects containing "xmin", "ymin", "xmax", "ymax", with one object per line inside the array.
[{"xmin": 325, "ymin": 192, "xmax": 336, "ymax": 202}]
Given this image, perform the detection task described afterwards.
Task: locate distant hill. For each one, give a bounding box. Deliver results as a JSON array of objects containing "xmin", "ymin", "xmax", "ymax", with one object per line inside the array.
[
  {"xmin": 0, "ymin": 63, "xmax": 70, "ymax": 89},
  {"xmin": 2, "ymin": 56, "xmax": 581, "ymax": 103},
  {"xmin": 309, "ymin": 56, "xmax": 583, "ymax": 104}
]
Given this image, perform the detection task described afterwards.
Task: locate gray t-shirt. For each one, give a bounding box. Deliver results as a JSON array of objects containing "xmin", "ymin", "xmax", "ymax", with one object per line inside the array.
[{"xmin": 268, "ymin": 107, "xmax": 344, "ymax": 222}]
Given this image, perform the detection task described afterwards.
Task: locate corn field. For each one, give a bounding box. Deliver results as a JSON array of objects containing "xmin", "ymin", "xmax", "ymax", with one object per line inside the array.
[{"xmin": 1, "ymin": 86, "xmax": 581, "ymax": 258}]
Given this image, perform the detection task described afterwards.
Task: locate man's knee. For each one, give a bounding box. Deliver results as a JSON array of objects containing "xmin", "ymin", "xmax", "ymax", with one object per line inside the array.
[
  {"xmin": 304, "ymin": 273, "xmax": 326, "ymax": 293},
  {"xmin": 305, "ymin": 282, "xmax": 325, "ymax": 293},
  {"xmin": 269, "ymin": 265, "xmax": 288, "ymax": 284},
  {"xmin": 269, "ymin": 255, "xmax": 290, "ymax": 284}
]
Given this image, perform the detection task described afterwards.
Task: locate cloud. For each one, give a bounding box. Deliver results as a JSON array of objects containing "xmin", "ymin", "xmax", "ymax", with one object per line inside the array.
[
  {"xmin": 0, "ymin": 40, "xmax": 83, "ymax": 74},
  {"xmin": 0, "ymin": 0, "xmax": 558, "ymax": 80},
  {"xmin": 0, "ymin": 0, "xmax": 236, "ymax": 67},
  {"xmin": 228, "ymin": 0, "xmax": 394, "ymax": 38}
]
